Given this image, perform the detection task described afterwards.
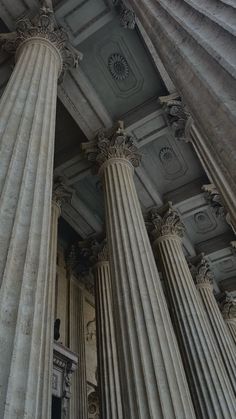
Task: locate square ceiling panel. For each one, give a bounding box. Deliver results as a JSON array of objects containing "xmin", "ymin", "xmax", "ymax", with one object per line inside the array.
[{"xmin": 78, "ymin": 18, "xmax": 167, "ymax": 119}]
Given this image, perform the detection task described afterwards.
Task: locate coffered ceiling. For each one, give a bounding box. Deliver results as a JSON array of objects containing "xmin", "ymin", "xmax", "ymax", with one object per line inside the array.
[{"xmin": 0, "ymin": 0, "xmax": 235, "ymax": 295}]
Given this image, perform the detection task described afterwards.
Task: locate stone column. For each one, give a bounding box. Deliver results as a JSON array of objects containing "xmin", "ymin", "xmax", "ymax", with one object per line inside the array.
[
  {"xmin": 90, "ymin": 239, "xmax": 124, "ymax": 419},
  {"xmin": 41, "ymin": 179, "xmax": 73, "ymax": 418},
  {"xmin": 221, "ymin": 295, "xmax": 236, "ymax": 347},
  {"xmin": 0, "ymin": 7, "xmax": 78, "ymax": 419},
  {"xmin": 159, "ymin": 93, "xmax": 236, "ymax": 231},
  {"xmin": 189, "ymin": 255, "xmax": 236, "ymax": 394},
  {"xmin": 69, "ymin": 277, "xmax": 88, "ymax": 419},
  {"xmin": 127, "ymin": 0, "xmax": 236, "ymax": 217},
  {"xmin": 82, "ymin": 123, "xmax": 196, "ymax": 418},
  {"xmin": 148, "ymin": 204, "xmax": 236, "ymax": 418}
]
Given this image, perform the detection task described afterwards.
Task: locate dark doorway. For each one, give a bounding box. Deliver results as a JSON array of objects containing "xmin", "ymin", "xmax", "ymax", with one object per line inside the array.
[{"xmin": 52, "ymin": 396, "xmax": 61, "ymax": 419}]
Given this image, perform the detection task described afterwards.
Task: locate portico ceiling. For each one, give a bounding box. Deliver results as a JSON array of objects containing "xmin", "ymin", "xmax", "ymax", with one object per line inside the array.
[{"xmin": 0, "ymin": 0, "xmax": 235, "ymax": 295}]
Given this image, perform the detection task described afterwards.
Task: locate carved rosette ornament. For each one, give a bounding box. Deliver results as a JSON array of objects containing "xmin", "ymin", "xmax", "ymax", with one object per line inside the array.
[
  {"xmin": 159, "ymin": 93, "xmax": 191, "ymax": 141},
  {"xmin": 148, "ymin": 203, "xmax": 185, "ymax": 240},
  {"xmin": 82, "ymin": 121, "xmax": 141, "ymax": 173},
  {"xmin": 0, "ymin": 4, "xmax": 81, "ymax": 81},
  {"xmin": 188, "ymin": 255, "xmax": 214, "ymax": 289}
]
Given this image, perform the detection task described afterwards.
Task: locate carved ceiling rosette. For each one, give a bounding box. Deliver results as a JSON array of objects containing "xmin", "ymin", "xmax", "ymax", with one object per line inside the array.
[
  {"xmin": 188, "ymin": 255, "xmax": 214, "ymax": 288},
  {"xmin": 148, "ymin": 203, "xmax": 185, "ymax": 240},
  {"xmin": 0, "ymin": 2, "xmax": 82, "ymax": 81},
  {"xmin": 82, "ymin": 121, "xmax": 141, "ymax": 173}
]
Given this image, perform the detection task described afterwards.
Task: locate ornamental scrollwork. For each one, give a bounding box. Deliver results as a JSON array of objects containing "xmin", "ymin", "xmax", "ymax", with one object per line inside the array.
[
  {"xmin": 148, "ymin": 204, "xmax": 185, "ymax": 238},
  {"xmin": 82, "ymin": 121, "xmax": 141, "ymax": 170}
]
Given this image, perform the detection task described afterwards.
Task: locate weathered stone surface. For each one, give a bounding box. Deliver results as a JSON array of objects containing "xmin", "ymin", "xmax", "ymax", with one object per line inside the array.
[
  {"xmin": 91, "ymin": 239, "xmax": 124, "ymax": 418},
  {"xmin": 128, "ymin": 0, "xmax": 236, "ymax": 229},
  {"xmin": 190, "ymin": 255, "xmax": 236, "ymax": 395},
  {"xmin": 0, "ymin": 6, "xmax": 77, "ymax": 418},
  {"xmin": 83, "ymin": 125, "xmax": 196, "ymax": 418},
  {"xmin": 149, "ymin": 204, "xmax": 236, "ymax": 418}
]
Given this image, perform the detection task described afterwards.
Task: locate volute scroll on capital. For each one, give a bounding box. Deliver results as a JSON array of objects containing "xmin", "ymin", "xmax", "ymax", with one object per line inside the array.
[
  {"xmin": 147, "ymin": 203, "xmax": 185, "ymax": 240},
  {"xmin": 82, "ymin": 121, "xmax": 141, "ymax": 173},
  {"xmin": 0, "ymin": 3, "xmax": 82, "ymax": 81}
]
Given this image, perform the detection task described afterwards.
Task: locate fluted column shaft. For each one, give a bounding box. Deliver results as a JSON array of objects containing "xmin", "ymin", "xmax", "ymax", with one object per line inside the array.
[
  {"xmin": 41, "ymin": 200, "xmax": 60, "ymax": 418},
  {"xmin": 83, "ymin": 126, "xmax": 196, "ymax": 418},
  {"xmin": 128, "ymin": 0, "xmax": 236, "ymax": 222},
  {"xmin": 93, "ymin": 255, "xmax": 123, "ymax": 418},
  {"xmin": 0, "ymin": 8, "xmax": 77, "ymax": 418},
  {"xmin": 150, "ymin": 207, "xmax": 236, "ymax": 418},
  {"xmin": 69, "ymin": 279, "xmax": 88, "ymax": 419},
  {"xmin": 222, "ymin": 298, "xmax": 236, "ymax": 347},
  {"xmin": 227, "ymin": 321, "xmax": 236, "ymax": 346},
  {"xmin": 191, "ymin": 259, "xmax": 236, "ymax": 395}
]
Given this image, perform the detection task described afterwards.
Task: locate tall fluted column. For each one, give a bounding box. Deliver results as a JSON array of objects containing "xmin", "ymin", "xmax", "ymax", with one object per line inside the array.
[
  {"xmin": 149, "ymin": 204, "xmax": 236, "ymax": 418},
  {"xmin": 221, "ymin": 296, "xmax": 236, "ymax": 346},
  {"xmin": 82, "ymin": 123, "xmax": 196, "ymax": 418},
  {"xmin": 41, "ymin": 179, "xmax": 73, "ymax": 418},
  {"xmin": 0, "ymin": 7, "xmax": 78, "ymax": 419},
  {"xmin": 90, "ymin": 239, "xmax": 124, "ymax": 419},
  {"xmin": 69, "ymin": 277, "xmax": 88, "ymax": 419},
  {"xmin": 127, "ymin": 0, "xmax": 236, "ymax": 214},
  {"xmin": 189, "ymin": 256, "xmax": 236, "ymax": 394}
]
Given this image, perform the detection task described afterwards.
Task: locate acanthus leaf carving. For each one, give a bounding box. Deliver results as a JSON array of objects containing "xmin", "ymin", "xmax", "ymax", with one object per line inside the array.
[
  {"xmin": 0, "ymin": 4, "xmax": 82, "ymax": 81},
  {"xmin": 113, "ymin": 0, "xmax": 136, "ymax": 30},
  {"xmin": 159, "ymin": 93, "xmax": 191, "ymax": 141},
  {"xmin": 221, "ymin": 294, "xmax": 236, "ymax": 321},
  {"xmin": 82, "ymin": 121, "xmax": 141, "ymax": 171},
  {"xmin": 188, "ymin": 255, "xmax": 214, "ymax": 287},
  {"xmin": 52, "ymin": 177, "xmax": 73, "ymax": 209},
  {"xmin": 148, "ymin": 203, "xmax": 185, "ymax": 239}
]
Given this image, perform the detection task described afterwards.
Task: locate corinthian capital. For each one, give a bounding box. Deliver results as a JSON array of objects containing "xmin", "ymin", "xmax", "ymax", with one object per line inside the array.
[
  {"xmin": 80, "ymin": 239, "xmax": 109, "ymax": 265},
  {"xmin": 221, "ymin": 294, "xmax": 236, "ymax": 321},
  {"xmin": 202, "ymin": 183, "xmax": 226, "ymax": 217},
  {"xmin": 0, "ymin": 3, "xmax": 82, "ymax": 80},
  {"xmin": 82, "ymin": 121, "xmax": 141, "ymax": 171},
  {"xmin": 148, "ymin": 203, "xmax": 185, "ymax": 239},
  {"xmin": 52, "ymin": 177, "xmax": 73, "ymax": 209},
  {"xmin": 188, "ymin": 255, "xmax": 214, "ymax": 288},
  {"xmin": 113, "ymin": 0, "xmax": 136, "ymax": 30},
  {"xmin": 159, "ymin": 93, "xmax": 191, "ymax": 141}
]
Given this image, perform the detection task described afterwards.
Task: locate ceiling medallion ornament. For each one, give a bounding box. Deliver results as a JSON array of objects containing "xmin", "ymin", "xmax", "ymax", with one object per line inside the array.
[{"xmin": 108, "ymin": 53, "xmax": 129, "ymax": 81}]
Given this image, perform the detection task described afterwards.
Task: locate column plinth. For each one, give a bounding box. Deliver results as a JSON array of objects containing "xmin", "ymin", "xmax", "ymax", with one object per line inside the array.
[
  {"xmin": 149, "ymin": 204, "xmax": 236, "ymax": 418},
  {"xmin": 189, "ymin": 256, "xmax": 236, "ymax": 395},
  {"xmin": 0, "ymin": 7, "xmax": 78, "ymax": 418},
  {"xmin": 82, "ymin": 123, "xmax": 195, "ymax": 418},
  {"xmin": 221, "ymin": 296, "xmax": 236, "ymax": 346}
]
